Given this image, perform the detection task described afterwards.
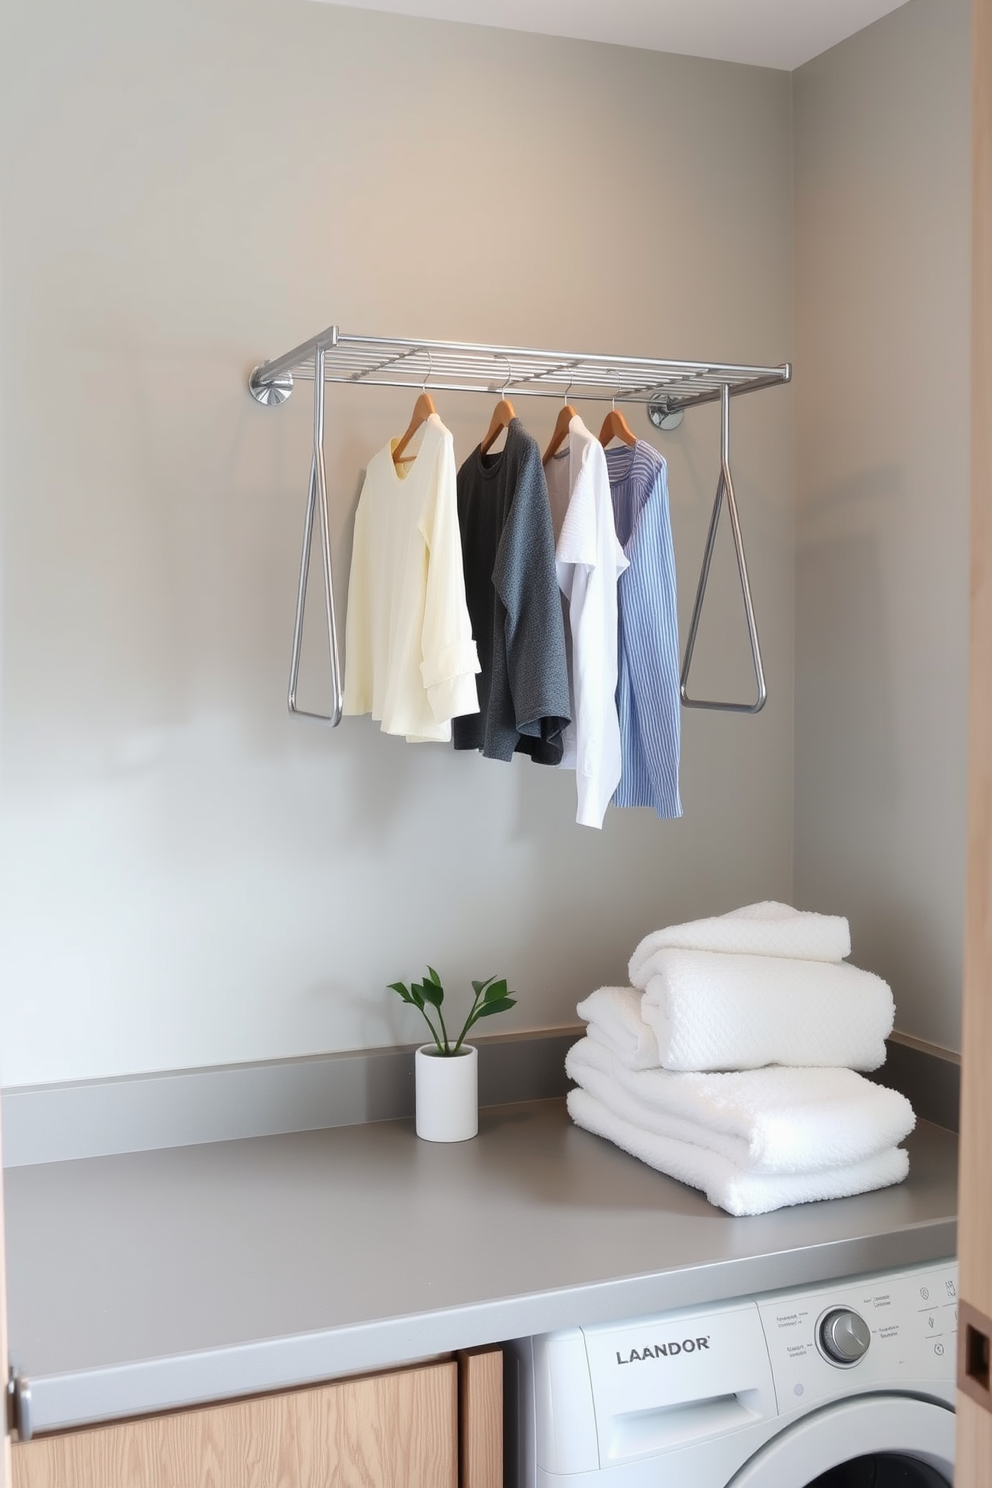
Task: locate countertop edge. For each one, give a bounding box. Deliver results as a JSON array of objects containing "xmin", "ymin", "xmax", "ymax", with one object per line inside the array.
[{"xmin": 18, "ymin": 1215, "xmax": 957, "ymax": 1436}]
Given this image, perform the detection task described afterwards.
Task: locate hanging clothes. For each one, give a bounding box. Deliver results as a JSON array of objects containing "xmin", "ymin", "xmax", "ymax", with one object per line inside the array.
[
  {"xmin": 343, "ymin": 413, "xmax": 480, "ymax": 742},
  {"xmin": 605, "ymin": 440, "xmax": 682, "ymax": 818},
  {"xmin": 453, "ymin": 418, "xmax": 570, "ymax": 763},
  {"xmin": 544, "ymin": 415, "xmax": 629, "ymax": 829}
]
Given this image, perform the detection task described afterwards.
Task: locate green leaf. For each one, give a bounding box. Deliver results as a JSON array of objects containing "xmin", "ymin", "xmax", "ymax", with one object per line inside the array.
[
  {"xmin": 483, "ymin": 978, "xmax": 509, "ymax": 1003},
  {"xmin": 426, "ymin": 965, "xmax": 443, "ymax": 988},
  {"xmin": 471, "ymin": 978, "xmax": 494, "ymax": 996},
  {"xmin": 474, "ymin": 997, "xmax": 516, "ymax": 1019},
  {"xmin": 420, "ymin": 980, "xmax": 444, "ymax": 1008},
  {"xmin": 387, "ymin": 981, "xmax": 413, "ymax": 1002},
  {"xmin": 409, "ymin": 983, "xmax": 426, "ymax": 1010}
]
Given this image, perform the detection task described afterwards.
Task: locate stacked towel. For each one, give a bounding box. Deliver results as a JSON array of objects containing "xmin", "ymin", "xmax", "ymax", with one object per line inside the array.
[
  {"xmin": 628, "ymin": 900, "xmax": 852, "ymax": 983},
  {"xmin": 576, "ymin": 987, "xmax": 661, "ymax": 1070},
  {"xmin": 567, "ymin": 1088, "xmax": 910, "ymax": 1218},
  {"xmin": 578, "ymin": 963, "xmax": 894, "ymax": 1075},
  {"xmin": 569, "ymin": 903, "xmax": 913, "ymax": 1216},
  {"xmin": 639, "ymin": 950, "xmax": 893, "ymax": 1072},
  {"xmin": 566, "ymin": 1038, "xmax": 914, "ymax": 1174}
]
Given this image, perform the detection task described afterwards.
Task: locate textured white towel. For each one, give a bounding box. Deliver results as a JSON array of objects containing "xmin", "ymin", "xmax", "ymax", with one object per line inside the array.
[
  {"xmin": 567, "ymin": 1087, "xmax": 910, "ymax": 1217},
  {"xmin": 576, "ymin": 987, "xmax": 661, "ymax": 1070},
  {"xmin": 629, "ymin": 901, "xmax": 851, "ymax": 987},
  {"xmin": 640, "ymin": 949, "xmax": 894, "ymax": 1071},
  {"xmin": 565, "ymin": 1038, "xmax": 915, "ymax": 1174}
]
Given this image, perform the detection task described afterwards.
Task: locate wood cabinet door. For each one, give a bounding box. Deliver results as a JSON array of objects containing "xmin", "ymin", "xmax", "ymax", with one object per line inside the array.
[
  {"xmin": 458, "ymin": 1347, "xmax": 503, "ymax": 1488},
  {"xmin": 10, "ymin": 1360, "xmax": 457, "ymax": 1488},
  {"xmin": 959, "ymin": 0, "xmax": 992, "ymax": 1481}
]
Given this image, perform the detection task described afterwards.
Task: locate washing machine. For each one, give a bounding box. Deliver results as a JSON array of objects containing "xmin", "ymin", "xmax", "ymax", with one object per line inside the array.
[{"xmin": 508, "ymin": 1259, "xmax": 957, "ymax": 1487}]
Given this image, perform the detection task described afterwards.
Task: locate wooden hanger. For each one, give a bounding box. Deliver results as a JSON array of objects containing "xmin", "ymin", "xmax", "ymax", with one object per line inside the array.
[
  {"xmin": 599, "ymin": 405, "xmax": 637, "ymax": 449},
  {"xmin": 392, "ymin": 392, "xmax": 437, "ymax": 465},
  {"xmin": 543, "ymin": 404, "xmax": 578, "ymax": 464},
  {"xmin": 480, "ymin": 397, "xmax": 516, "ymax": 455}
]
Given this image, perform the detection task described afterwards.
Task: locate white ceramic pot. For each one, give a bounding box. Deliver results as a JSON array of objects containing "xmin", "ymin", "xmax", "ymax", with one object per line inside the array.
[{"xmin": 415, "ymin": 1044, "xmax": 479, "ymax": 1142}]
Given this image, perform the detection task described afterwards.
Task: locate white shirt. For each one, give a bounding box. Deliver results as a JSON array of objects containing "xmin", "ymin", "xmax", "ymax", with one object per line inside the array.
[
  {"xmin": 343, "ymin": 414, "xmax": 480, "ymax": 742},
  {"xmin": 545, "ymin": 416, "xmax": 629, "ymax": 827}
]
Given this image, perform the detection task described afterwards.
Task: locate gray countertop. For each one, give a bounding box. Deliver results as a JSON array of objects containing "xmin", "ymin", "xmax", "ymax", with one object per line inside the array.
[{"xmin": 3, "ymin": 1099, "xmax": 957, "ymax": 1436}]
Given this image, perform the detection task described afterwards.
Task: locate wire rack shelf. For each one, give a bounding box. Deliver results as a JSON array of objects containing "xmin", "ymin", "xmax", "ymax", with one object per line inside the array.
[
  {"xmin": 248, "ymin": 325, "xmax": 792, "ymax": 726},
  {"xmin": 248, "ymin": 327, "xmax": 790, "ymax": 417}
]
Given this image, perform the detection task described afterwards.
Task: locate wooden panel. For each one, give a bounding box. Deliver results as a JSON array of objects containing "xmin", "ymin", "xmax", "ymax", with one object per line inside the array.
[
  {"xmin": 958, "ymin": 1394, "xmax": 992, "ymax": 1488},
  {"xmin": 964, "ymin": 0, "xmax": 992, "ymax": 1342},
  {"xmin": 11, "ymin": 1390, "xmax": 297, "ymax": 1488},
  {"xmin": 457, "ymin": 1348, "xmax": 502, "ymax": 1488},
  {"xmin": 960, "ymin": 0, "xmax": 992, "ymax": 1478},
  {"xmin": 11, "ymin": 1360, "xmax": 457, "ymax": 1488},
  {"xmin": 293, "ymin": 1359, "xmax": 457, "ymax": 1488},
  {"xmin": 959, "ymin": 1298, "xmax": 992, "ymax": 1415}
]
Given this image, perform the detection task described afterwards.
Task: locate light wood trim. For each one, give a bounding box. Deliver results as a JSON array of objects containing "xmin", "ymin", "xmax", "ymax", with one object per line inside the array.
[
  {"xmin": 957, "ymin": 1394, "xmax": 992, "ymax": 1488},
  {"xmin": 457, "ymin": 1348, "xmax": 502, "ymax": 1488},
  {"xmin": 959, "ymin": 1298, "xmax": 992, "ymax": 1418},
  {"xmin": 963, "ymin": 0, "xmax": 992, "ymax": 1357},
  {"xmin": 12, "ymin": 1360, "xmax": 457, "ymax": 1488},
  {"xmin": 962, "ymin": 0, "xmax": 992, "ymax": 1311},
  {"xmin": 960, "ymin": 0, "xmax": 992, "ymax": 1477}
]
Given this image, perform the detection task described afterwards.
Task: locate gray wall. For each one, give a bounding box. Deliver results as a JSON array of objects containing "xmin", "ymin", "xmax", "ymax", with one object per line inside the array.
[
  {"xmin": 793, "ymin": 0, "xmax": 971, "ymax": 1052},
  {"xmin": 0, "ymin": 0, "xmax": 795, "ymax": 1085}
]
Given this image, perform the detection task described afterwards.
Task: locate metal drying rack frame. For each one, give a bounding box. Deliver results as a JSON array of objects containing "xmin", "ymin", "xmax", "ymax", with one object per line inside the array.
[{"xmin": 247, "ymin": 327, "xmax": 792, "ymax": 727}]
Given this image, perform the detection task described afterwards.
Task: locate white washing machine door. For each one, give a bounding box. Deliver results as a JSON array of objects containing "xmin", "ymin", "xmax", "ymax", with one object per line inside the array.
[{"xmin": 728, "ymin": 1396, "xmax": 954, "ymax": 1487}]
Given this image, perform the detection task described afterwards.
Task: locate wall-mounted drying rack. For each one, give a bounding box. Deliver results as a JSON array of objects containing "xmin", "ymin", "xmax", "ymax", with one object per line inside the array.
[{"xmin": 247, "ymin": 327, "xmax": 791, "ymax": 727}]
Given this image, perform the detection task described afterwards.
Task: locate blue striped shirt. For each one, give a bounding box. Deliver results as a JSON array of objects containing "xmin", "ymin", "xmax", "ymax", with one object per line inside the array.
[{"xmin": 605, "ymin": 441, "xmax": 682, "ymax": 818}]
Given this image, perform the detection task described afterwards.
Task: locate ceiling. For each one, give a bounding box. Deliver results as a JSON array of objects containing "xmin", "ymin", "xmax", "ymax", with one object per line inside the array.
[{"xmin": 309, "ymin": 0, "xmax": 911, "ymax": 70}]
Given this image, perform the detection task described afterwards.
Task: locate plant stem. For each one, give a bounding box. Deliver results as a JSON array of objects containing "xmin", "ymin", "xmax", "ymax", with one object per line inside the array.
[
  {"xmin": 422, "ymin": 1009, "xmax": 445, "ymax": 1054},
  {"xmin": 435, "ymin": 1004, "xmax": 451, "ymax": 1054},
  {"xmin": 452, "ymin": 986, "xmax": 484, "ymax": 1055}
]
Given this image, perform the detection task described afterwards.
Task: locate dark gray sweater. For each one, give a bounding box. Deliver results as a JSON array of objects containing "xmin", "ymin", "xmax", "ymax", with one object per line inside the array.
[{"xmin": 453, "ymin": 420, "xmax": 570, "ymax": 763}]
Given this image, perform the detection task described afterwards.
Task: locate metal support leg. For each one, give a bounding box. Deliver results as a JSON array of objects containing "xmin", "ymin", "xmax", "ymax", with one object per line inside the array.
[
  {"xmin": 287, "ymin": 346, "xmax": 344, "ymax": 725},
  {"xmin": 680, "ymin": 383, "xmax": 767, "ymax": 714}
]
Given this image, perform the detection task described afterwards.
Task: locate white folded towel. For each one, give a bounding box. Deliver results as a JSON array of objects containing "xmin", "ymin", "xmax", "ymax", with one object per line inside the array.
[
  {"xmin": 576, "ymin": 987, "xmax": 661, "ymax": 1070},
  {"xmin": 567, "ymin": 1087, "xmax": 910, "ymax": 1217},
  {"xmin": 565, "ymin": 1038, "xmax": 915, "ymax": 1174},
  {"xmin": 629, "ymin": 901, "xmax": 851, "ymax": 987},
  {"xmin": 639, "ymin": 948, "xmax": 894, "ymax": 1072}
]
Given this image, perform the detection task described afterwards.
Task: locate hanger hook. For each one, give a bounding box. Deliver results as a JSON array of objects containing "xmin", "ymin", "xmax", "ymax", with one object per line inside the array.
[
  {"xmin": 422, "ymin": 348, "xmax": 433, "ymax": 392},
  {"xmin": 612, "ymin": 371, "xmax": 623, "ymax": 411},
  {"xmin": 564, "ymin": 375, "xmax": 574, "ymax": 406},
  {"xmin": 501, "ymin": 356, "xmax": 513, "ymax": 397}
]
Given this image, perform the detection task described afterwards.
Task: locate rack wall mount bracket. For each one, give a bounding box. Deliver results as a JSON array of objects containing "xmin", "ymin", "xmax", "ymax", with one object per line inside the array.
[{"xmin": 249, "ymin": 366, "xmax": 294, "ymax": 406}]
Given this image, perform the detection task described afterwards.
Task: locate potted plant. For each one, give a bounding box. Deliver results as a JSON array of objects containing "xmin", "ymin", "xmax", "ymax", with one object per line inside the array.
[{"xmin": 387, "ymin": 967, "xmax": 516, "ymax": 1142}]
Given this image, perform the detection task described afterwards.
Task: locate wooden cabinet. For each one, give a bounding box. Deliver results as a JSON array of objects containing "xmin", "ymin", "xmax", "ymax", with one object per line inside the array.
[
  {"xmin": 959, "ymin": 0, "xmax": 992, "ymax": 1483},
  {"xmin": 9, "ymin": 1352, "xmax": 500, "ymax": 1488}
]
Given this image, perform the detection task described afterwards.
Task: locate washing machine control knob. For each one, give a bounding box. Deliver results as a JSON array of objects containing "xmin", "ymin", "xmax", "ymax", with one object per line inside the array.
[{"xmin": 818, "ymin": 1308, "xmax": 871, "ymax": 1364}]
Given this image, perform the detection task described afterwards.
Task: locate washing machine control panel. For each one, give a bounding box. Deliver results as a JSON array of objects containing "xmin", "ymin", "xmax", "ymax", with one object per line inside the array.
[{"xmin": 758, "ymin": 1260, "xmax": 957, "ymax": 1413}]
